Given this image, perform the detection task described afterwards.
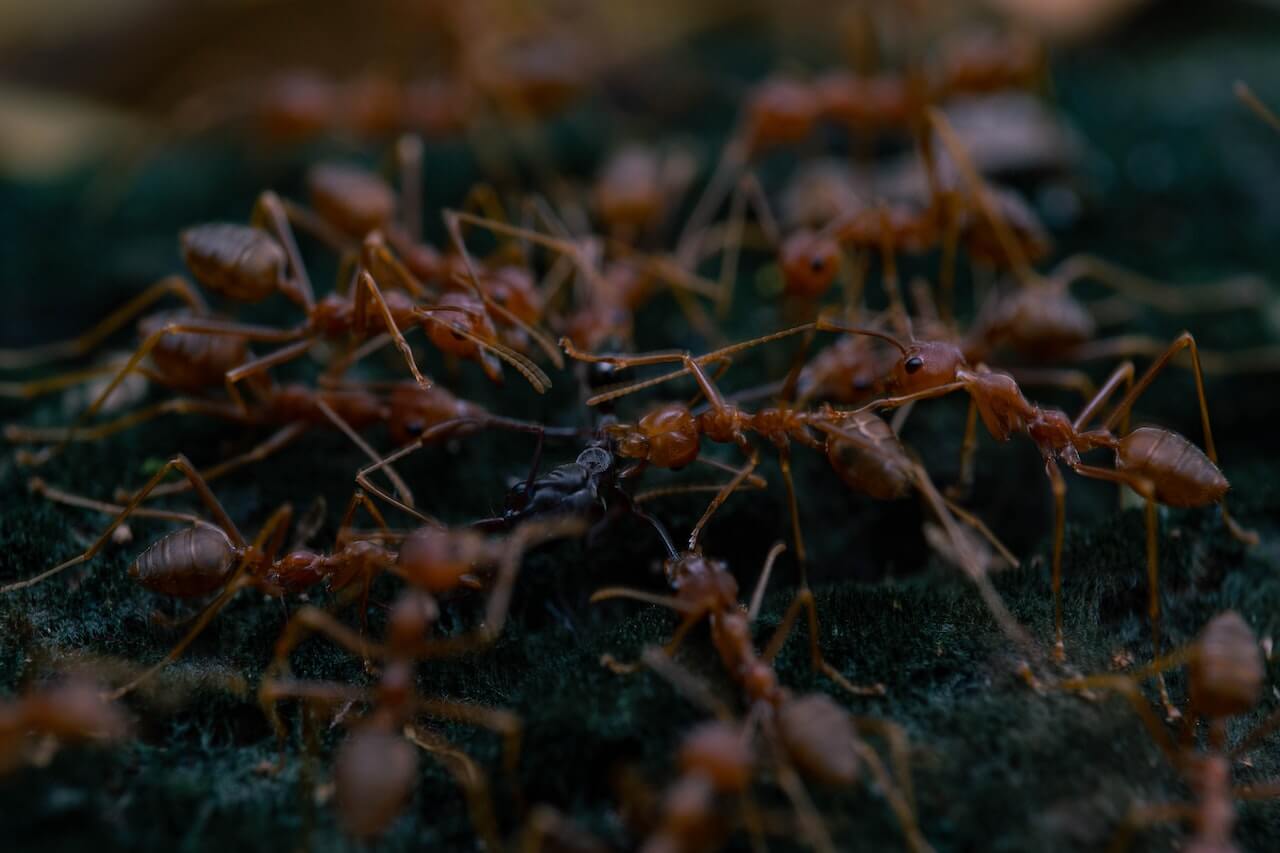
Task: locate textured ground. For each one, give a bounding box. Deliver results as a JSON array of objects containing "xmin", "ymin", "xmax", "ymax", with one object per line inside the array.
[{"xmin": 2, "ymin": 3, "xmax": 1280, "ymax": 851}]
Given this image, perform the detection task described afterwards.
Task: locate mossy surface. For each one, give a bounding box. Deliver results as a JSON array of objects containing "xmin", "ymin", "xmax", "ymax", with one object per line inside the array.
[{"xmin": 3, "ymin": 4, "xmax": 1280, "ymax": 851}]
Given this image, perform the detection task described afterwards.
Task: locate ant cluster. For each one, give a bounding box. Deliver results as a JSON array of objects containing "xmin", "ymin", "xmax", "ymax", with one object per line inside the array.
[{"xmin": 2, "ymin": 7, "xmax": 1280, "ymax": 851}]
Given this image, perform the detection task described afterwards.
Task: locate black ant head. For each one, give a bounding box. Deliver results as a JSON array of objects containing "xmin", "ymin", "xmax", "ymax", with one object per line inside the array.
[{"xmin": 890, "ymin": 340, "xmax": 966, "ymax": 395}]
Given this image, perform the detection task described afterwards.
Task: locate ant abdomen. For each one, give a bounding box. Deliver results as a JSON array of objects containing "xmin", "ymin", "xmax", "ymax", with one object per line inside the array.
[
  {"xmin": 180, "ymin": 223, "xmax": 288, "ymax": 303},
  {"xmin": 824, "ymin": 413, "xmax": 914, "ymax": 500},
  {"xmin": 137, "ymin": 312, "xmax": 249, "ymax": 390},
  {"xmin": 1189, "ymin": 611, "xmax": 1263, "ymax": 719},
  {"xmin": 129, "ymin": 525, "xmax": 238, "ymax": 597},
  {"xmin": 1116, "ymin": 427, "xmax": 1229, "ymax": 508},
  {"xmin": 776, "ymin": 693, "xmax": 860, "ymax": 786},
  {"xmin": 333, "ymin": 726, "xmax": 418, "ymax": 840},
  {"xmin": 306, "ymin": 163, "xmax": 396, "ymax": 239}
]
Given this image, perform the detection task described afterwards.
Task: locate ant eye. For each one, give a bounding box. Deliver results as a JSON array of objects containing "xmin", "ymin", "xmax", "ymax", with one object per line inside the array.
[
  {"xmin": 810, "ymin": 256, "xmax": 825, "ymax": 272},
  {"xmin": 904, "ymin": 356, "xmax": 924, "ymax": 374},
  {"xmin": 405, "ymin": 419, "xmax": 424, "ymax": 436}
]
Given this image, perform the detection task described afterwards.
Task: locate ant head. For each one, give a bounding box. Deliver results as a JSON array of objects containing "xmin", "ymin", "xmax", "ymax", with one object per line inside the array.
[
  {"xmin": 604, "ymin": 421, "xmax": 649, "ymax": 461},
  {"xmin": 679, "ymin": 721, "xmax": 753, "ymax": 793},
  {"xmin": 890, "ymin": 339, "xmax": 966, "ymax": 395},
  {"xmin": 779, "ymin": 230, "xmax": 841, "ymax": 298}
]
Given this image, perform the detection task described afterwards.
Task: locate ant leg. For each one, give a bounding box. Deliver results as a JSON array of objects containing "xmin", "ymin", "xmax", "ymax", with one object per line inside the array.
[
  {"xmin": 1072, "ymin": 361, "xmax": 1135, "ymax": 432},
  {"xmin": 265, "ymin": 606, "xmax": 386, "ymax": 683},
  {"xmin": 355, "ymin": 418, "xmax": 480, "ymax": 523},
  {"xmin": 1045, "ymin": 459, "xmax": 1068, "ymax": 663},
  {"xmin": 28, "ymin": 476, "xmax": 203, "ymax": 525},
  {"xmin": 51, "ymin": 318, "xmax": 303, "ymax": 455},
  {"xmin": 1049, "ymin": 253, "xmax": 1265, "ymax": 315},
  {"xmin": 714, "ymin": 170, "xmax": 782, "ymax": 318},
  {"xmin": 599, "ymin": 613, "xmax": 704, "ymax": 676},
  {"xmin": 222, "ymin": 338, "xmax": 315, "ymax": 411},
  {"xmin": 442, "ymin": 211, "xmax": 565, "ymax": 369},
  {"xmin": 354, "ymin": 270, "xmax": 432, "ymax": 388},
  {"xmin": 926, "ymin": 108, "xmax": 1038, "ymax": 287},
  {"xmin": 875, "ymin": 206, "xmax": 913, "ymax": 340},
  {"xmin": 402, "ymin": 725, "xmax": 503, "ymax": 852},
  {"xmin": 1230, "ymin": 705, "xmax": 1280, "ymax": 759},
  {"xmin": 949, "ymin": 396, "xmax": 980, "ymax": 499},
  {"xmin": 850, "ymin": 738, "xmax": 934, "ymax": 853},
  {"xmin": 1107, "ymin": 801, "xmax": 1194, "ymax": 853},
  {"xmin": 252, "ymin": 191, "xmax": 315, "ymax": 311},
  {"xmin": 1059, "ymin": 673, "xmax": 1182, "ymax": 765},
  {"xmin": 257, "ymin": 678, "xmax": 369, "ymax": 748},
  {"xmin": 415, "ymin": 697, "xmax": 524, "ymax": 778},
  {"xmin": 7, "ymin": 397, "xmax": 242, "ymax": 451},
  {"xmin": 1, "ymin": 454, "xmax": 245, "ymax": 592},
  {"xmin": 1071, "ymin": 464, "xmax": 1179, "ymax": 719},
  {"xmin": 772, "ymin": 746, "xmax": 838, "ymax": 853},
  {"xmin": 688, "ymin": 450, "xmax": 760, "ymax": 552},
  {"xmin": 476, "ymin": 515, "xmax": 589, "ymax": 641},
  {"xmin": 0, "ymin": 275, "xmax": 206, "ymax": 370},
  {"xmin": 852, "ymin": 716, "xmax": 917, "ymax": 814},
  {"xmin": 1103, "ymin": 331, "xmax": 1257, "ymax": 544},
  {"xmin": 0, "ymin": 362, "xmax": 128, "ymax": 401},
  {"xmin": 146, "ymin": 422, "xmax": 311, "ymax": 500},
  {"xmin": 938, "ymin": 205, "xmax": 962, "ymax": 326},
  {"xmin": 775, "ymin": 446, "xmax": 809, "ymax": 587},
  {"xmin": 314, "ymin": 397, "xmax": 414, "ymax": 508},
  {"xmin": 569, "ymin": 322, "xmax": 818, "ymax": 406},
  {"xmin": 395, "ymin": 135, "xmax": 424, "ymax": 243},
  {"xmin": 761, "ymin": 586, "xmax": 886, "ymax": 697},
  {"xmin": 747, "ymin": 542, "xmax": 787, "ymax": 621}
]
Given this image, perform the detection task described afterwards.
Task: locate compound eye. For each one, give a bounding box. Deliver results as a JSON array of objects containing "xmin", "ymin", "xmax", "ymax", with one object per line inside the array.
[
  {"xmin": 904, "ymin": 356, "xmax": 924, "ymax": 374},
  {"xmin": 404, "ymin": 419, "xmax": 425, "ymax": 436},
  {"xmin": 810, "ymin": 255, "xmax": 826, "ymax": 272}
]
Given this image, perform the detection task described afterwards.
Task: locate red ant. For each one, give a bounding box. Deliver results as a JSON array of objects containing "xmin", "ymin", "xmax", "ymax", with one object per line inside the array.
[
  {"xmin": 816, "ymin": 310, "xmax": 1256, "ymax": 714},
  {"xmin": 0, "ymin": 453, "xmax": 580, "ymax": 702},
  {"xmin": 258, "ymin": 514, "xmax": 583, "ymax": 842},
  {"xmin": 597, "ymin": 529, "xmax": 932, "ymax": 852},
  {"xmin": 1061, "ymin": 611, "xmax": 1280, "ymax": 851},
  {"xmin": 0, "ymin": 677, "xmax": 129, "ymax": 775},
  {"xmin": 563, "ymin": 323, "xmax": 1026, "ymax": 617}
]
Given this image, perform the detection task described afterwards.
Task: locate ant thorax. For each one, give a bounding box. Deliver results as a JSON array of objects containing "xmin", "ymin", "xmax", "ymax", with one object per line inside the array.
[{"xmin": 696, "ymin": 405, "xmax": 747, "ymax": 444}]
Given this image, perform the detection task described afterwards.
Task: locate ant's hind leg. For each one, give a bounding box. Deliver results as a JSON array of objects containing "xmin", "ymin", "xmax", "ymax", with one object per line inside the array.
[
  {"xmin": 1072, "ymin": 465, "xmax": 1180, "ymax": 719},
  {"xmin": 1102, "ymin": 331, "xmax": 1257, "ymax": 545},
  {"xmin": 1, "ymin": 454, "xmax": 246, "ymax": 593},
  {"xmin": 0, "ymin": 275, "xmax": 207, "ymax": 370},
  {"xmin": 761, "ymin": 586, "xmax": 886, "ymax": 697},
  {"xmin": 402, "ymin": 725, "xmax": 503, "ymax": 852},
  {"xmin": 1044, "ymin": 460, "xmax": 1068, "ymax": 663}
]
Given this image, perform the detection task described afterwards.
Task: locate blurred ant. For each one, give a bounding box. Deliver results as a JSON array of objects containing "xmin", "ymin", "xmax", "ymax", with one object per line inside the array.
[
  {"xmin": 606, "ymin": 538, "xmax": 934, "ymax": 853},
  {"xmin": 1062, "ymin": 611, "xmax": 1280, "ymax": 851},
  {"xmin": 259, "ymin": 515, "xmax": 583, "ymax": 842},
  {"xmin": 0, "ymin": 677, "xmax": 129, "ymax": 775}
]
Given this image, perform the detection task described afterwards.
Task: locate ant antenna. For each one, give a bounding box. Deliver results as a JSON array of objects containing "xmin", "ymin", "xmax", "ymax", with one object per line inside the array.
[
  {"xmin": 632, "ymin": 503, "xmax": 679, "ymax": 560},
  {"xmin": 815, "ymin": 318, "xmax": 910, "ymax": 355}
]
